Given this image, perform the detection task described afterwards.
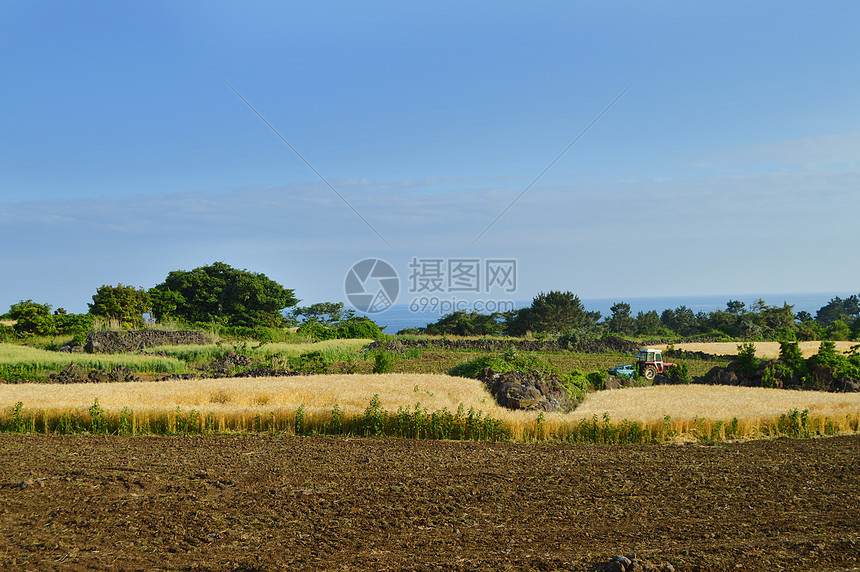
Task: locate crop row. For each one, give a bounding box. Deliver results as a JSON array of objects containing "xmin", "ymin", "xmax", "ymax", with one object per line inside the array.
[{"xmin": 3, "ymin": 398, "xmax": 857, "ymax": 444}]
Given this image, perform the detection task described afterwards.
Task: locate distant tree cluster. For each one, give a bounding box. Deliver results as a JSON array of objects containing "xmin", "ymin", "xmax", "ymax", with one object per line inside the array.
[
  {"xmin": 406, "ymin": 292, "xmax": 860, "ymax": 342},
  {"xmin": 290, "ymin": 302, "xmax": 385, "ymax": 340},
  {"xmin": 1, "ymin": 300, "xmax": 93, "ymax": 342},
  {"xmin": 404, "ymin": 291, "xmax": 602, "ymax": 338}
]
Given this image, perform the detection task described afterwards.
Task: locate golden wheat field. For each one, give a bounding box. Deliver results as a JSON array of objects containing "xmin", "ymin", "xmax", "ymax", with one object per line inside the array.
[
  {"xmin": 574, "ymin": 384, "xmax": 860, "ymax": 423},
  {"xmin": 2, "ymin": 373, "xmax": 860, "ymax": 440},
  {"xmin": 657, "ymin": 340, "xmax": 858, "ymax": 358}
]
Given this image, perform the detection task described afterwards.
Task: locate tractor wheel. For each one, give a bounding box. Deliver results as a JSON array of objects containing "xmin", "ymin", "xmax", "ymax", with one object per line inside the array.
[{"xmin": 642, "ymin": 365, "xmax": 657, "ymax": 380}]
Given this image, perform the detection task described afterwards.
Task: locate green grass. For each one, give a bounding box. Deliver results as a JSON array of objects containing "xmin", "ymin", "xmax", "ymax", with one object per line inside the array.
[
  {"xmin": 149, "ymin": 338, "xmax": 372, "ymax": 362},
  {"xmin": 0, "ymin": 343, "xmax": 186, "ymax": 375}
]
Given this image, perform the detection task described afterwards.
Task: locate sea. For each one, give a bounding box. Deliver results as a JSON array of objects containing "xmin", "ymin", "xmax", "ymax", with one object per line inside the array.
[{"xmin": 358, "ymin": 292, "xmax": 855, "ymax": 334}]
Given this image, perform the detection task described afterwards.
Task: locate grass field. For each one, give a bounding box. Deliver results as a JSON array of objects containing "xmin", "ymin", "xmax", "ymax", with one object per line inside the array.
[
  {"xmin": 659, "ymin": 340, "xmax": 858, "ymax": 358},
  {"xmin": 148, "ymin": 338, "xmax": 371, "ymax": 362},
  {"xmin": 2, "ymin": 373, "xmax": 858, "ymax": 442},
  {"xmin": 0, "ymin": 343, "xmax": 185, "ymax": 374}
]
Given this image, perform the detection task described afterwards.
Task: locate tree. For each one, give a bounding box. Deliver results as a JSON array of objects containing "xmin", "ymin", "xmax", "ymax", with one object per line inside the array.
[
  {"xmin": 736, "ymin": 342, "xmax": 759, "ymax": 373},
  {"xmin": 815, "ymin": 295, "xmax": 860, "ymax": 326},
  {"xmin": 291, "ymin": 302, "xmax": 351, "ymax": 326},
  {"xmin": 422, "ymin": 311, "xmax": 504, "ymax": 336},
  {"xmin": 778, "ymin": 340, "xmax": 805, "ymax": 375},
  {"xmin": 88, "ymin": 284, "xmax": 151, "ymax": 328},
  {"xmin": 826, "ymin": 320, "xmax": 852, "ymax": 341},
  {"xmin": 795, "ymin": 310, "xmax": 813, "ymax": 323},
  {"xmin": 705, "ymin": 310, "xmax": 741, "ymax": 338},
  {"xmin": 795, "ymin": 320, "xmax": 823, "ymax": 341},
  {"xmin": 606, "ymin": 302, "xmax": 635, "ymax": 335},
  {"xmin": 660, "ymin": 305, "xmax": 699, "ymax": 337},
  {"xmin": 726, "ymin": 300, "xmax": 746, "ymax": 315},
  {"xmin": 7, "ymin": 300, "xmax": 57, "ymax": 337},
  {"xmin": 635, "ymin": 310, "xmax": 661, "ymax": 335},
  {"xmin": 149, "ymin": 262, "xmax": 297, "ymax": 327},
  {"xmin": 505, "ymin": 291, "xmax": 600, "ymax": 335}
]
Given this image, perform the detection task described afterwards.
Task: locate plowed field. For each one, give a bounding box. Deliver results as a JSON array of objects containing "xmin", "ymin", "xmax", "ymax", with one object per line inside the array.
[{"xmin": 1, "ymin": 434, "xmax": 859, "ymax": 571}]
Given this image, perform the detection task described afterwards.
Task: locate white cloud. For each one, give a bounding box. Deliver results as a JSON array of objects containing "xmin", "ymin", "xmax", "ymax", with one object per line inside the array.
[{"xmin": 695, "ymin": 130, "xmax": 860, "ymax": 172}]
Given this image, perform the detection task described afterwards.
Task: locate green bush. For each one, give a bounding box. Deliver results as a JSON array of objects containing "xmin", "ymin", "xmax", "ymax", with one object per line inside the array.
[
  {"xmin": 288, "ymin": 350, "xmax": 330, "ymax": 374},
  {"xmin": 336, "ymin": 317, "xmax": 384, "ymax": 340},
  {"xmin": 666, "ymin": 362, "xmax": 691, "ymax": 384},
  {"xmin": 561, "ymin": 370, "xmax": 593, "ymax": 404},
  {"xmin": 8, "ymin": 300, "xmax": 57, "ymax": 337},
  {"xmin": 586, "ymin": 370, "xmax": 607, "ymax": 388},
  {"xmin": 736, "ymin": 342, "xmax": 759, "ymax": 373},
  {"xmin": 778, "ymin": 340, "xmax": 805, "ymax": 376},
  {"xmin": 297, "ymin": 317, "xmax": 384, "ymax": 341},
  {"xmin": 372, "ymin": 351, "xmax": 394, "ymax": 373},
  {"xmin": 296, "ymin": 320, "xmax": 334, "ymax": 341},
  {"xmin": 0, "ymin": 324, "xmax": 15, "ymax": 342},
  {"xmin": 448, "ymin": 351, "xmax": 558, "ymax": 379}
]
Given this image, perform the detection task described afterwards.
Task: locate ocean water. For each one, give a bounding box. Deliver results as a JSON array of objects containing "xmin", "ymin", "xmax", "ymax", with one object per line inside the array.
[{"xmin": 360, "ymin": 291, "xmax": 855, "ymax": 334}]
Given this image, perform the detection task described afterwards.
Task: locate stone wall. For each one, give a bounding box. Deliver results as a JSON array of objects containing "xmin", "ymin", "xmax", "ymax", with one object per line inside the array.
[{"xmin": 84, "ymin": 330, "xmax": 212, "ymax": 354}]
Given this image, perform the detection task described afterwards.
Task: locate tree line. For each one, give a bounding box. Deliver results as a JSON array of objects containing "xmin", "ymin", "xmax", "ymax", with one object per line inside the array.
[
  {"xmin": 405, "ymin": 291, "xmax": 860, "ymax": 342},
  {"xmin": 1, "ymin": 262, "xmax": 298, "ymax": 340},
  {"xmin": 1, "ymin": 262, "xmax": 388, "ymax": 343},
  {"xmin": 3, "ymin": 264, "xmax": 859, "ymax": 344}
]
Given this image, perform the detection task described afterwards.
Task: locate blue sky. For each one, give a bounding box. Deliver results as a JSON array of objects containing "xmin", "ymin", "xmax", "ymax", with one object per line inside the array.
[{"xmin": 1, "ymin": 1, "xmax": 859, "ymax": 315}]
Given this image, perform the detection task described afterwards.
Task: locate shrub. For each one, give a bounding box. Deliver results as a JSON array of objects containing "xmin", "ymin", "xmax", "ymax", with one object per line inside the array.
[
  {"xmin": 561, "ymin": 370, "xmax": 593, "ymax": 404},
  {"xmin": 826, "ymin": 320, "xmax": 852, "ymax": 341},
  {"xmin": 336, "ymin": 317, "xmax": 384, "ymax": 340},
  {"xmin": 586, "ymin": 370, "xmax": 607, "ymax": 388},
  {"xmin": 666, "ymin": 362, "xmax": 691, "ymax": 384},
  {"xmin": 449, "ymin": 351, "xmax": 558, "ymax": 379},
  {"xmin": 297, "ymin": 317, "xmax": 384, "ymax": 341},
  {"xmin": 288, "ymin": 350, "xmax": 330, "ymax": 374},
  {"xmin": 372, "ymin": 351, "xmax": 394, "ymax": 373},
  {"xmin": 778, "ymin": 340, "xmax": 805, "ymax": 376},
  {"xmin": 736, "ymin": 342, "xmax": 759, "ymax": 373}
]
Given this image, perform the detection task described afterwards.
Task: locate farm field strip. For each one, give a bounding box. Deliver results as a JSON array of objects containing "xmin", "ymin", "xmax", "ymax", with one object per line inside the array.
[
  {"xmin": 660, "ymin": 340, "xmax": 858, "ymax": 358},
  {"xmin": 0, "ymin": 343, "xmax": 185, "ymax": 373},
  {"xmin": 2, "ymin": 374, "xmax": 859, "ymax": 441},
  {"xmin": 148, "ymin": 338, "xmax": 372, "ymax": 359}
]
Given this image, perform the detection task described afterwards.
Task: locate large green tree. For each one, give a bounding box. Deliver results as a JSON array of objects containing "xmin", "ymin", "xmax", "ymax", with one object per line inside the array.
[
  {"xmin": 88, "ymin": 284, "xmax": 151, "ymax": 328},
  {"xmin": 505, "ymin": 291, "xmax": 600, "ymax": 335},
  {"xmin": 149, "ymin": 262, "xmax": 297, "ymax": 327},
  {"xmin": 6, "ymin": 300, "xmax": 57, "ymax": 337},
  {"xmin": 815, "ymin": 295, "xmax": 860, "ymax": 326},
  {"xmin": 606, "ymin": 302, "xmax": 635, "ymax": 335}
]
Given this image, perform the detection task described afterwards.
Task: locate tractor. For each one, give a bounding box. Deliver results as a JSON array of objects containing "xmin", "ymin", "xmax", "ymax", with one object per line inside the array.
[
  {"xmin": 635, "ymin": 348, "xmax": 676, "ymax": 380},
  {"xmin": 608, "ymin": 348, "xmax": 676, "ymax": 380}
]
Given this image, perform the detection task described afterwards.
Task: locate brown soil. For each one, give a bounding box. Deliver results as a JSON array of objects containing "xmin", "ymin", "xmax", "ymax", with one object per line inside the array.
[{"xmin": 1, "ymin": 435, "xmax": 858, "ymax": 571}]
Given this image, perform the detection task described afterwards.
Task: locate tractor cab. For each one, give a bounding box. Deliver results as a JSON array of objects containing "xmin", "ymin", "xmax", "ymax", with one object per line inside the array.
[{"xmin": 635, "ymin": 348, "xmax": 663, "ymax": 366}]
